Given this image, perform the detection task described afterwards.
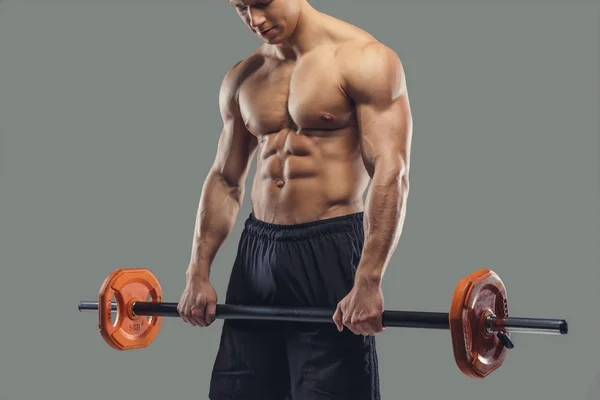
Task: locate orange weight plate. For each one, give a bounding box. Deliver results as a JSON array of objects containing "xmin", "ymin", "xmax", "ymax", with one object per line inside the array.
[
  {"xmin": 98, "ymin": 268, "xmax": 163, "ymax": 350},
  {"xmin": 449, "ymin": 269, "xmax": 509, "ymax": 378}
]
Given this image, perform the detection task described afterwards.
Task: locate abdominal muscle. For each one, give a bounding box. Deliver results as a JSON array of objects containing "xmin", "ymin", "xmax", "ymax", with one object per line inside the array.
[{"xmin": 249, "ymin": 126, "xmax": 370, "ymax": 225}]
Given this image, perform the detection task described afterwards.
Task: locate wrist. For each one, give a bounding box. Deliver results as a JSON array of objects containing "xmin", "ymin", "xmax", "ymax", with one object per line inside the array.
[
  {"xmin": 355, "ymin": 268, "xmax": 383, "ymax": 287},
  {"xmin": 186, "ymin": 264, "xmax": 210, "ymax": 282}
]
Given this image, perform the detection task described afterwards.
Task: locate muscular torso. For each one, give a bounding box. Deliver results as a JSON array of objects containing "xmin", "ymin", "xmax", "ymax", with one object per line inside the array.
[{"xmin": 238, "ymin": 29, "xmax": 374, "ymax": 224}]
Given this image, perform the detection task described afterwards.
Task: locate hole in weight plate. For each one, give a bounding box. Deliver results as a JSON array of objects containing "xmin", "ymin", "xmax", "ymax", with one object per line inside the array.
[
  {"xmin": 146, "ymin": 294, "xmax": 152, "ymax": 324},
  {"xmin": 111, "ymin": 295, "xmax": 118, "ymax": 327}
]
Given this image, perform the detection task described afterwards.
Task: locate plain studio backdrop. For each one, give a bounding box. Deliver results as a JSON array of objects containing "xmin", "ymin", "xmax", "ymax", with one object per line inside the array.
[{"xmin": 0, "ymin": 0, "xmax": 598, "ymax": 399}]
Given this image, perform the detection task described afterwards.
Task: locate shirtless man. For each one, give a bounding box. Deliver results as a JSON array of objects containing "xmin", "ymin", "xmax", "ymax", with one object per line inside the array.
[{"xmin": 177, "ymin": 0, "xmax": 412, "ymax": 398}]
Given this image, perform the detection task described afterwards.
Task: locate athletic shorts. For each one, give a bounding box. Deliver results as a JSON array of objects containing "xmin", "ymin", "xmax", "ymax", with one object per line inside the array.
[{"xmin": 209, "ymin": 211, "xmax": 380, "ymax": 400}]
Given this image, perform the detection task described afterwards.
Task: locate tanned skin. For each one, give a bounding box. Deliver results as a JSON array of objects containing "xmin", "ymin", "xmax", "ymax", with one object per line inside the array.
[{"xmin": 178, "ymin": 0, "xmax": 413, "ymax": 337}]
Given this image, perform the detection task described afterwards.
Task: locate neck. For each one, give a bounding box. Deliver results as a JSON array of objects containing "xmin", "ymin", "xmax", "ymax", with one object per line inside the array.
[{"xmin": 274, "ymin": 2, "xmax": 325, "ymax": 59}]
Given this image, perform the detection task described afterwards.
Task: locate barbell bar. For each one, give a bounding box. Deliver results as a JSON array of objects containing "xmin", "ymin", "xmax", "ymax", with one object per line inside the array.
[
  {"xmin": 78, "ymin": 301, "xmax": 567, "ymax": 336},
  {"xmin": 78, "ymin": 267, "xmax": 568, "ymax": 379}
]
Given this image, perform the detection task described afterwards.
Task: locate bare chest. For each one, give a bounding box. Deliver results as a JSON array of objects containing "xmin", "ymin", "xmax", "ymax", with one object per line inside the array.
[{"xmin": 238, "ymin": 54, "xmax": 356, "ymax": 136}]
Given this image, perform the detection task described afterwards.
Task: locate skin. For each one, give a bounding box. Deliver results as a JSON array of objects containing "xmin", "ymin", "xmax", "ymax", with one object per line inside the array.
[{"xmin": 178, "ymin": 0, "xmax": 413, "ymax": 337}]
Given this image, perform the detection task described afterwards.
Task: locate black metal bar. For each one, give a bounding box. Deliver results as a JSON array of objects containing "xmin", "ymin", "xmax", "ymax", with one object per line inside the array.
[
  {"xmin": 78, "ymin": 301, "xmax": 568, "ymax": 334},
  {"xmin": 79, "ymin": 301, "xmax": 114, "ymax": 311},
  {"xmin": 136, "ymin": 302, "xmax": 451, "ymax": 328},
  {"xmin": 489, "ymin": 316, "xmax": 568, "ymax": 335},
  {"xmin": 79, "ymin": 301, "xmax": 449, "ymax": 328}
]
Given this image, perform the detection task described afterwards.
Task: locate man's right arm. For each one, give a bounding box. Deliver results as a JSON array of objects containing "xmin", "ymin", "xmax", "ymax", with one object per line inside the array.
[{"xmin": 186, "ymin": 62, "xmax": 257, "ymax": 282}]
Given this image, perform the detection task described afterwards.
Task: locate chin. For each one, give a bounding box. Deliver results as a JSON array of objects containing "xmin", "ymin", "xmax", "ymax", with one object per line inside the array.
[
  {"xmin": 266, "ymin": 34, "xmax": 289, "ymax": 45},
  {"xmin": 260, "ymin": 36, "xmax": 278, "ymax": 44},
  {"xmin": 265, "ymin": 37, "xmax": 283, "ymax": 44}
]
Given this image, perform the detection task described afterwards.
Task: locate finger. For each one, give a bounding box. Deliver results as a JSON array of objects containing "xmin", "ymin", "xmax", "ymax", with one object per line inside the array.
[
  {"xmin": 177, "ymin": 302, "xmax": 187, "ymax": 323},
  {"xmin": 205, "ymin": 300, "xmax": 217, "ymax": 326},
  {"xmin": 350, "ymin": 311, "xmax": 365, "ymax": 328},
  {"xmin": 362, "ymin": 323, "xmax": 377, "ymax": 336},
  {"xmin": 352, "ymin": 325, "xmax": 367, "ymax": 336},
  {"xmin": 332, "ymin": 304, "xmax": 343, "ymax": 331},
  {"xmin": 191, "ymin": 294, "xmax": 209, "ymax": 325},
  {"xmin": 343, "ymin": 315, "xmax": 360, "ymax": 335},
  {"xmin": 184, "ymin": 308, "xmax": 197, "ymax": 326},
  {"xmin": 353, "ymin": 320, "xmax": 370, "ymax": 336},
  {"xmin": 179, "ymin": 300, "xmax": 195, "ymax": 325},
  {"xmin": 350, "ymin": 325, "xmax": 367, "ymax": 336},
  {"xmin": 177, "ymin": 297, "xmax": 190, "ymax": 322},
  {"xmin": 373, "ymin": 315, "xmax": 384, "ymax": 333},
  {"xmin": 192, "ymin": 303, "xmax": 207, "ymax": 327},
  {"xmin": 186, "ymin": 304, "xmax": 200, "ymax": 327},
  {"xmin": 351, "ymin": 311, "xmax": 370, "ymax": 336},
  {"xmin": 191, "ymin": 310, "xmax": 204, "ymax": 327}
]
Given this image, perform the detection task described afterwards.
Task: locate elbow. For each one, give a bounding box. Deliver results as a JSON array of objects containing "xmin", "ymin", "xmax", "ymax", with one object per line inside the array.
[
  {"xmin": 217, "ymin": 170, "xmax": 241, "ymax": 190},
  {"xmin": 209, "ymin": 169, "xmax": 245, "ymax": 204},
  {"xmin": 374, "ymin": 168, "xmax": 410, "ymax": 204},
  {"xmin": 375, "ymin": 158, "xmax": 410, "ymax": 193},
  {"xmin": 391, "ymin": 170, "xmax": 410, "ymax": 197},
  {"xmin": 400, "ymin": 173, "xmax": 410, "ymax": 196}
]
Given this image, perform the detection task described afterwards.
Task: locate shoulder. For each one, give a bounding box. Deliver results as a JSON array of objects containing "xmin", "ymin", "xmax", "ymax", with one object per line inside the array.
[
  {"xmin": 336, "ymin": 40, "xmax": 406, "ymax": 103},
  {"xmin": 336, "ymin": 40, "xmax": 402, "ymax": 74},
  {"xmin": 321, "ymin": 13, "xmax": 403, "ymax": 78},
  {"xmin": 219, "ymin": 49, "xmax": 268, "ymax": 113},
  {"xmin": 220, "ymin": 49, "xmax": 266, "ymax": 97}
]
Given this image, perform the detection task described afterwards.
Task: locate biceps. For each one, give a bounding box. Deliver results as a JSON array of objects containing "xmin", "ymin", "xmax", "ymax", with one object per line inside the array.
[
  {"xmin": 212, "ymin": 117, "xmax": 258, "ymax": 188},
  {"xmin": 358, "ymin": 95, "xmax": 412, "ymax": 175}
]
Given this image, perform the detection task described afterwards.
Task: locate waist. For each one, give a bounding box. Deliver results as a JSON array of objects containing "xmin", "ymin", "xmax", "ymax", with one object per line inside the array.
[{"xmin": 244, "ymin": 211, "xmax": 364, "ymax": 241}]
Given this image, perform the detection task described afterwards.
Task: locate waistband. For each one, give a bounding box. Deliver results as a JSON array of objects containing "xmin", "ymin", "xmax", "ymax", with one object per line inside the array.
[{"xmin": 244, "ymin": 211, "xmax": 364, "ymax": 241}]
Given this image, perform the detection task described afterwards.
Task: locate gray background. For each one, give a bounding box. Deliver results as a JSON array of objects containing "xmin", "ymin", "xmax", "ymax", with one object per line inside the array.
[{"xmin": 0, "ymin": 0, "xmax": 598, "ymax": 399}]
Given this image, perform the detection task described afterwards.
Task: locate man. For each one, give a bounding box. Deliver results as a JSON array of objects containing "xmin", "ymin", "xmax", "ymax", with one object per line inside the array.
[{"xmin": 177, "ymin": 0, "xmax": 412, "ymax": 398}]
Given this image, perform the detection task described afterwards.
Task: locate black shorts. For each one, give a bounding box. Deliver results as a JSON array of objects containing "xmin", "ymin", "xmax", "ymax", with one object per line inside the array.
[{"xmin": 209, "ymin": 212, "xmax": 380, "ymax": 400}]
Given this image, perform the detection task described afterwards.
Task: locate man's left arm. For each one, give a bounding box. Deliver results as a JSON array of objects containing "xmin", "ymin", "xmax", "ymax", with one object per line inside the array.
[{"xmin": 333, "ymin": 42, "xmax": 413, "ymax": 336}]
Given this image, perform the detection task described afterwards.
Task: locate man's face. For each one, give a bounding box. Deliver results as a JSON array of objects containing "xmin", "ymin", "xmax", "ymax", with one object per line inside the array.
[{"xmin": 230, "ymin": 0, "xmax": 301, "ymax": 44}]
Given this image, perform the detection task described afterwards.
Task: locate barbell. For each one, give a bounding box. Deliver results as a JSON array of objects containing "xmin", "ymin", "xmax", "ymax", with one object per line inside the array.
[{"xmin": 79, "ymin": 267, "xmax": 568, "ymax": 379}]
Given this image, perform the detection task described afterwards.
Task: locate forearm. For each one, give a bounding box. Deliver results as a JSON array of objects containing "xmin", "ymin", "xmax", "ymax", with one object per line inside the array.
[
  {"xmin": 187, "ymin": 170, "xmax": 244, "ymax": 281},
  {"xmin": 356, "ymin": 161, "xmax": 409, "ymax": 284}
]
